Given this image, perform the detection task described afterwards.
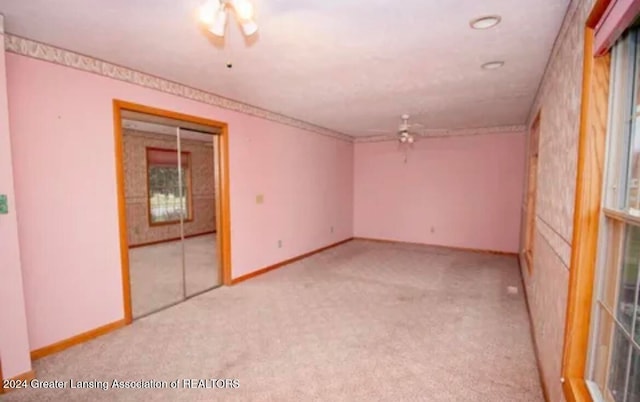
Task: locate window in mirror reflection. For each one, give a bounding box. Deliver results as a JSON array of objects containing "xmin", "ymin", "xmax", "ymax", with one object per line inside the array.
[{"xmin": 146, "ymin": 147, "xmax": 192, "ymax": 224}]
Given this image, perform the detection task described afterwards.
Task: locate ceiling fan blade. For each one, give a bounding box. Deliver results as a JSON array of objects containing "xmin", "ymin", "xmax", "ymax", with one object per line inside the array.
[{"xmin": 364, "ymin": 128, "xmax": 394, "ymax": 133}]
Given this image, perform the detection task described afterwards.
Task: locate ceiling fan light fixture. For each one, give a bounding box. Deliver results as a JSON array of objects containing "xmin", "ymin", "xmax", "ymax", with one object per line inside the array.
[
  {"xmin": 198, "ymin": 0, "xmax": 257, "ymax": 38},
  {"xmin": 198, "ymin": 0, "xmax": 221, "ymax": 25},
  {"xmin": 469, "ymin": 15, "xmax": 501, "ymax": 30},
  {"xmin": 208, "ymin": 8, "xmax": 228, "ymax": 37},
  {"xmin": 232, "ymin": 0, "xmax": 254, "ymax": 21},
  {"xmin": 240, "ymin": 19, "xmax": 258, "ymax": 36}
]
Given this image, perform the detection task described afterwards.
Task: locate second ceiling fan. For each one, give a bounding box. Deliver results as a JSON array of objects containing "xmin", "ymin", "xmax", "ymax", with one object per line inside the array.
[{"xmin": 366, "ymin": 114, "xmax": 425, "ymax": 144}]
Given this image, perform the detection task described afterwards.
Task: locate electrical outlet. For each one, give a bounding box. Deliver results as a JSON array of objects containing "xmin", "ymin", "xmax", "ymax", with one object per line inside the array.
[
  {"xmin": 330, "ymin": 226, "xmax": 334, "ymax": 233},
  {"xmin": 0, "ymin": 194, "xmax": 7, "ymax": 214},
  {"xmin": 256, "ymin": 194, "xmax": 264, "ymax": 204},
  {"xmin": 278, "ymin": 240, "xmax": 282, "ymax": 248},
  {"xmin": 430, "ymin": 226, "xmax": 435, "ymax": 234}
]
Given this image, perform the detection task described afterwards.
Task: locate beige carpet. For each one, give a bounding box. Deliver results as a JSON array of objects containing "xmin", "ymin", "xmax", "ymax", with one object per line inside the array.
[
  {"xmin": 129, "ymin": 234, "xmax": 219, "ymax": 318},
  {"xmin": 5, "ymin": 240, "xmax": 543, "ymax": 401}
]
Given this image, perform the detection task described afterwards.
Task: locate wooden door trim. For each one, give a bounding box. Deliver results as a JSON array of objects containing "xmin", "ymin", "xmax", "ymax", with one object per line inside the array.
[
  {"xmin": 113, "ymin": 99, "xmax": 232, "ymax": 324},
  {"xmin": 524, "ymin": 111, "xmax": 541, "ymax": 273}
]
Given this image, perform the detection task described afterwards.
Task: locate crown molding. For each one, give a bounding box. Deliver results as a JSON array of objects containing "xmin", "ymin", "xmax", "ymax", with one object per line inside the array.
[
  {"xmin": 3, "ymin": 34, "xmax": 353, "ymax": 142},
  {"xmin": 354, "ymin": 124, "xmax": 526, "ymax": 143}
]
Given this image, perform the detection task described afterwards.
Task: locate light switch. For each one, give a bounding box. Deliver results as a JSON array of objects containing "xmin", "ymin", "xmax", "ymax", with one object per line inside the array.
[
  {"xmin": 0, "ymin": 194, "xmax": 8, "ymax": 214},
  {"xmin": 256, "ymin": 194, "xmax": 264, "ymax": 204}
]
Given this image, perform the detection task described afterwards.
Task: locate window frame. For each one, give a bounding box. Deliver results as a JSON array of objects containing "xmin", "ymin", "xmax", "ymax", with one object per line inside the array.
[
  {"xmin": 587, "ymin": 27, "xmax": 640, "ymax": 402},
  {"xmin": 145, "ymin": 146, "xmax": 193, "ymax": 226},
  {"xmin": 562, "ymin": 2, "xmax": 614, "ymax": 401}
]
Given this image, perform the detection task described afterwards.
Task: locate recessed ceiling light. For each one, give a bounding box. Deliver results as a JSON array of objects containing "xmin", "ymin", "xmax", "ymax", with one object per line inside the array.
[
  {"xmin": 481, "ymin": 61, "xmax": 505, "ymax": 70},
  {"xmin": 470, "ymin": 15, "xmax": 501, "ymax": 30}
]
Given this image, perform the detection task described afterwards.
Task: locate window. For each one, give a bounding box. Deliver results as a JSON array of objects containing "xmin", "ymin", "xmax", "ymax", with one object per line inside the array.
[
  {"xmin": 524, "ymin": 113, "xmax": 541, "ymax": 271},
  {"xmin": 146, "ymin": 147, "xmax": 192, "ymax": 225},
  {"xmin": 588, "ymin": 30, "xmax": 640, "ymax": 402}
]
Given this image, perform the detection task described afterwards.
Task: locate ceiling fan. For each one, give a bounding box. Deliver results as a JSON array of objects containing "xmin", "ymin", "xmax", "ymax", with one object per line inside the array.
[
  {"xmin": 396, "ymin": 114, "xmax": 424, "ymax": 144},
  {"xmin": 367, "ymin": 114, "xmax": 425, "ymax": 144},
  {"xmin": 198, "ymin": 0, "xmax": 258, "ymax": 37},
  {"xmin": 365, "ymin": 114, "xmax": 426, "ymax": 163}
]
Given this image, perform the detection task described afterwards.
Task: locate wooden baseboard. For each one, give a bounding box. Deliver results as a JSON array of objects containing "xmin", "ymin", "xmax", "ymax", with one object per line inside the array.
[
  {"xmin": 517, "ymin": 254, "xmax": 550, "ymax": 402},
  {"xmin": 1, "ymin": 370, "xmax": 36, "ymax": 393},
  {"xmin": 30, "ymin": 319, "xmax": 126, "ymax": 360},
  {"xmin": 129, "ymin": 230, "xmax": 216, "ymax": 248},
  {"xmin": 353, "ymin": 236, "xmax": 518, "ymax": 256},
  {"xmin": 232, "ymin": 238, "xmax": 354, "ymax": 285}
]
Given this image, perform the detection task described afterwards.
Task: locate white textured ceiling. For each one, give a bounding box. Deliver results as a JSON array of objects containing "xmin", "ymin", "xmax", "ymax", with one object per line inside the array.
[{"xmin": 0, "ymin": 0, "xmax": 569, "ymax": 137}]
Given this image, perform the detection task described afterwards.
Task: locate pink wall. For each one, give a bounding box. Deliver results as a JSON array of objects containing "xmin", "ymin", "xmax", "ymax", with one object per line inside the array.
[
  {"xmin": 6, "ymin": 53, "xmax": 354, "ymax": 352},
  {"xmin": 0, "ymin": 24, "xmax": 32, "ymax": 378},
  {"xmin": 354, "ymin": 132, "xmax": 526, "ymax": 253}
]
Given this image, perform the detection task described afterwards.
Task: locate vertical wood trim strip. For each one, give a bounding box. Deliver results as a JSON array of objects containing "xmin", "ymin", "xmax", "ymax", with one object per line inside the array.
[
  {"xmin": 525, "ymin": 112, "xmax": 542, "ymax": 273},
  {"xmin": 219, "ymin": 124, "xmax": 232, "ymax": 285},
  {"xmin": 0, "ymin": 359, "xmax": 4, "ymax": 394},
  {"xmin": 562, "ymin": 24, "xmax": 612, "ymax": 401},
  {"xmin": 113, "ymin": 100, "xmax": 133, "ymax": 324}
]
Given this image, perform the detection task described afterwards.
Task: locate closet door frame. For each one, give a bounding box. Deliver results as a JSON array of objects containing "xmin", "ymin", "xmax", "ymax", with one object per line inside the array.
[{"xmin": 112, "ymin": 99, "xmax": 232, "ymax": 324}]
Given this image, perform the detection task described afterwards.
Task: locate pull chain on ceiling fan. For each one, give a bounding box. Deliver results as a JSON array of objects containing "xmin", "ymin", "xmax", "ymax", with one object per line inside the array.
[{"xmin": 198, "ymin": 0, "xmax": 258, "ymax": 37}]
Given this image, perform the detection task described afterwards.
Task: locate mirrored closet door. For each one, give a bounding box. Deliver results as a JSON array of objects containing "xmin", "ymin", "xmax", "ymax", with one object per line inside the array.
[
  {"xmin": 120, "ymin": 110, "xmax": 221, "ymax": 319},
  {"xmin": 180, "ymin": 131, "xmax": 220, "ymax": 297}
]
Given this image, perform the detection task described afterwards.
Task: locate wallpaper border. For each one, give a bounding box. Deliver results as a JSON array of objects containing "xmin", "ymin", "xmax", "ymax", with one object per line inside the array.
[
  {"xmin": 3, "ymin": 33, "xmax": 353, "ymax": 142},
  {"xmin": 4, "ymin": 33, "xmax": 528, "ymax": 143}
]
